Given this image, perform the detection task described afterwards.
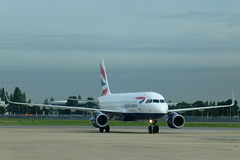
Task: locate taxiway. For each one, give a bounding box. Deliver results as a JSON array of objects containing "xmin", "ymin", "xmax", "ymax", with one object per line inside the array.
[{"xmin": 0, "ymin": 126, "xmax": 239, "ymax": 160}]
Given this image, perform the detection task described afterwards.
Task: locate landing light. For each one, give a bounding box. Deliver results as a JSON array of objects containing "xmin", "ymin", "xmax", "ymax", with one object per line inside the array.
[{"xmin": 149, "ymin": 119, "xmax": 153, "ymax": 124}]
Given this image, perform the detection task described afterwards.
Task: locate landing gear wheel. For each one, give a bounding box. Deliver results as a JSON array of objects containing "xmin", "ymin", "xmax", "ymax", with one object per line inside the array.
[
  {"xmin": 155, "ymin": 125, "xmax": 159, "ymax": 133},
  {"xmin": 153, "ymin": 125, "xmax": 159, "ymax": 134},
  {"xmin": 99, "ymin": 127, "xmax": 104, "ymax": 133},
  {"xmin": 148, "ymin": 126, "xmax": 153, "ymax": 134},
  {"xmin": 148, "ymin": 120, "xmax": 159, "ymax": 134},
  {"xmin": 153, "ymin": 127, "xmax": 156, "ymax": 134},
  {"xmin": 105, "ymin": 125, "xmax": 110, "ymax": 133}
]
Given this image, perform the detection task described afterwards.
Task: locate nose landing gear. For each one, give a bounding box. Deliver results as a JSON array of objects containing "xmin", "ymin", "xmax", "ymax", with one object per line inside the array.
[{"xmin": 148, "ymin": 119, "xmax": 159, "ymax": 134}]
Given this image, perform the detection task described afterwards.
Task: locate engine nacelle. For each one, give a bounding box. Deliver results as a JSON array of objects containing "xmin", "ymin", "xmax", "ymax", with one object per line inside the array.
[
  {"xmin": 166, "ymin": 114, "xmax": 185, "ymax": 129},
  {"xmin": 90, "ymin": 113, "xmax": 109, "ymax": 128}
]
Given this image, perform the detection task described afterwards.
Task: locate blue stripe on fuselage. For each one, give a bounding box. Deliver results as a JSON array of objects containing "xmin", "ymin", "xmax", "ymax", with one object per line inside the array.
[{"xmin": 121, "ymin": 113, "xmax": 166, "ymax": 121}]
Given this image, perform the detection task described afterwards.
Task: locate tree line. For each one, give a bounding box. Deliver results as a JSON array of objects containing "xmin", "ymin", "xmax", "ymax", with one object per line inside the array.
[
  {"xmin": 0, "ymin": 87, "xmax": 239, "ymax": 116},
  {"xmin": 0, "ymin": 87, "xmax": 96, "ymax": 115}
]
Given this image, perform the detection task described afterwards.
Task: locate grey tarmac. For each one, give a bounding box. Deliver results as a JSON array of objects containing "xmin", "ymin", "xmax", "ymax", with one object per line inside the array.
[{"xmin": 0, "ymin": 126, "xmax": 239, "ymax": 160}]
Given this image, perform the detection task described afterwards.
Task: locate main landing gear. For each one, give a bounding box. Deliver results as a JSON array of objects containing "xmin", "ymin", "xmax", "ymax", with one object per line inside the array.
[
  {"xmin": 99, "ymin": 125, "xmax": 110, "ymax": 133},
  {"xmin": 148, "ymin": 119, "xmax": 159, "ymax": 134}
]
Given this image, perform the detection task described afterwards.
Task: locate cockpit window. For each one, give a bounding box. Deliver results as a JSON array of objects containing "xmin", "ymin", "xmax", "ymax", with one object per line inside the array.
[
  {"xmin": 146, "ymin": 99, "xmax": 166, "ymax": 103},
  {"xmin": 160, "ymin": 99, "xmax": 165, "ymax": 103}
]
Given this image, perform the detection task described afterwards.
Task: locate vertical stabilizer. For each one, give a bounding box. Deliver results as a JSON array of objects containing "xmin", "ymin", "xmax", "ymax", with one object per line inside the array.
[{"xmin": 100, "ymin": 58, "xmax": 111, "ymax": 96}]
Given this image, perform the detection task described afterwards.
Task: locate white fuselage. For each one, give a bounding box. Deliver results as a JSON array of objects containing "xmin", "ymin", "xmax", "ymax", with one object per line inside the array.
[{"xmin": 98, "ymin": 92, "xmax": 168, "ymax": 115}]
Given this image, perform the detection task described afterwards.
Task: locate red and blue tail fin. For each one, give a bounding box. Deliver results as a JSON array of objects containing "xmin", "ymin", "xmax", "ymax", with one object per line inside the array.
[{"xmin": 100, "ymin": 58, "xmax": 111, "ymax": 96}]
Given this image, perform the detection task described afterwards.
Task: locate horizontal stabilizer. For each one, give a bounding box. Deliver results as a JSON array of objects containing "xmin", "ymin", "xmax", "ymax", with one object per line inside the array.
[{"xmin": 67, "ymin": 98, "xmax": 99, "ymax": 104}]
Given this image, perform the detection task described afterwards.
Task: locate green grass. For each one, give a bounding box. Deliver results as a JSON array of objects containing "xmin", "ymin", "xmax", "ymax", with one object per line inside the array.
[
  {"xmin": 0, "ymin": 119, "xmax": 90, "ymax": 126},
  {"xmin": 184, "ymin": 122, "xmax": 240, "ymax": 128},
  {"xmin": 0, "ymin": 119, "xmax": 240, "ymax": 128}
]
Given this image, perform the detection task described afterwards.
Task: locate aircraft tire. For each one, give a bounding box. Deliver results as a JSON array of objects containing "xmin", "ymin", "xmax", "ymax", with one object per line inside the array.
[
  {"xmin": 155, "ymin": 125, "xmax": 159, "ymax": 133},
  {"xmin": 99, "ymin": 127, "xmax": 104, "ymax": 133},
  {"xmin": 148, "ymin": 126, "xmax": 153, "ymax": 134},
  {"xmin": 153, "ymin": 127, "xmax": 156, "ymax": 134},
  {"xmin": 153, "ymin": 125, "xmax": 159, "ymax": 134},
  {"xmin": 105, "ymin": 125, "xmax": 110, "ymax": 133}
]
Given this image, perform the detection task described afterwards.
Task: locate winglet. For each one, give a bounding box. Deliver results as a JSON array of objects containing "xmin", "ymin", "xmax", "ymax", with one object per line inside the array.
[
  {"xmin": 4, "ymin": 92, "xmax": 10, "ymax": 103},
  {"xmin": 4, "ymin": 92, "xmax": 33, "ymax": 106},
  {"xmin": 231, "ymin": 90, "xmax": 235, "ymax": 106}
]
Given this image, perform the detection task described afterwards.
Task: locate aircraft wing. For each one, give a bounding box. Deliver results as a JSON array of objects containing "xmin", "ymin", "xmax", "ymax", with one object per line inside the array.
[
  {"xmin": 168, "ymin": 103, "xmax": 234, "ymax": 113},
  {"xmin": 5, "ymin": 95, "xmax": 119, "ymax": 114},
  {"xmin": 168, "ymin": 92, "xmax": 235, "ymax": 113}
]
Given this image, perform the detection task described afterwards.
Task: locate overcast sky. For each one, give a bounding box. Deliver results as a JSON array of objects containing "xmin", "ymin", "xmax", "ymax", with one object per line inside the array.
[{"xmin": 0, "ymin": 0, "xmax": 239, "ymax": 103}]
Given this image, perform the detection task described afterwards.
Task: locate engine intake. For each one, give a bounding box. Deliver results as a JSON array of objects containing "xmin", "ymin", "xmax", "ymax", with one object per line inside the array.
[
  {"xmin": 90, "ymin": 113, "xmax": 109, "ymax": 128},
  {"xmin": 166, "ymin": 114, "xmax": 185, "ymax": 129}
]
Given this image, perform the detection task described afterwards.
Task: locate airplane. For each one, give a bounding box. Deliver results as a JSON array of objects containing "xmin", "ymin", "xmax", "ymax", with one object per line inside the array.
[{"xmin": 5, "ymin": 58, "xmax": 235, "ymax": 134}]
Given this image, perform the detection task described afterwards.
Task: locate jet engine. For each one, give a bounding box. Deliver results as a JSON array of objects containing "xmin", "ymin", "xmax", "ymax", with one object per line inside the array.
[
  {"xmin": 166, "ymin": 114, "xmax": 185, "ymax": 129},
  {"xmin": 90, "ymin": 113, "xmax": 109, "ymax": 128}
]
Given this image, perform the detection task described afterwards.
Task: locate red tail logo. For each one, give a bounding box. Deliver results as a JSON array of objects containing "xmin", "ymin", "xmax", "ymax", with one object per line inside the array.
[
  {"xmin": 101, "ymin": 88, "xmax": 108, "ymax": 96},
  {"xmin": 100, "ymin": 64, "xmax": 106, "ymax": 80}
]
